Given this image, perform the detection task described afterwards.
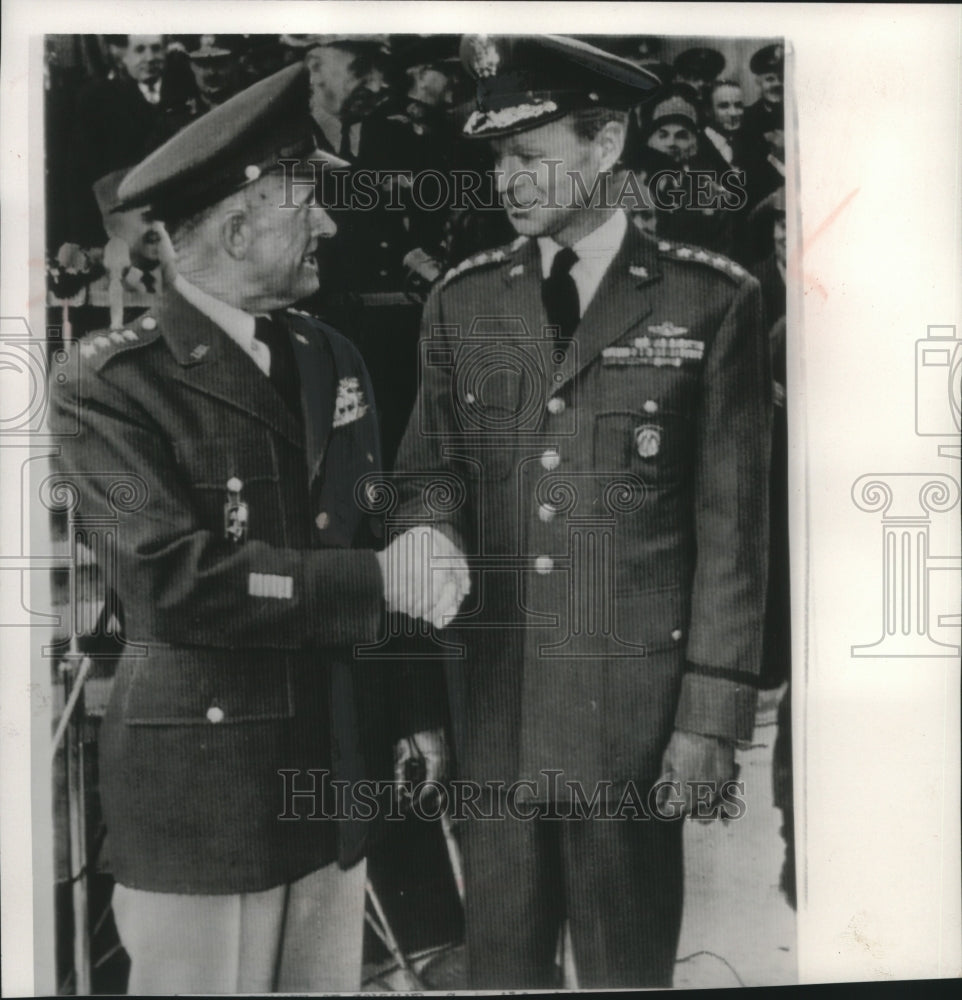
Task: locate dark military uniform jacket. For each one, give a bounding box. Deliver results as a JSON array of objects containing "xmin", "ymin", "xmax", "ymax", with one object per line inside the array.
[
  {"xmin": 49, "ymin": 287, "xmax": 434, "ymax": 894},
  {"xmin": 393, "ymin": 221, "xmax": 772, "ymax": 797},
  {"xmin": 737, "ymin": 99, "xmax": 785, "ymax": 208}
]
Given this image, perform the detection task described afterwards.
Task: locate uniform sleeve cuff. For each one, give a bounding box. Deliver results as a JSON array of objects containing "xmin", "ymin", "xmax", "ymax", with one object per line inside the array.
[
  {"xmin": 306, "ymin": 549, "xmax": 384, "ymax": 647},
  {"xmin": 674, "ymin": 665, "xmax": 759, "ymax": 743}
]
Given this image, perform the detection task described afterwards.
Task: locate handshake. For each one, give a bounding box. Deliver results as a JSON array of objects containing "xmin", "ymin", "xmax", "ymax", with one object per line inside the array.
[{"xmin": 375, "ymin": 525, "xmax": 471, "ymax": 630}]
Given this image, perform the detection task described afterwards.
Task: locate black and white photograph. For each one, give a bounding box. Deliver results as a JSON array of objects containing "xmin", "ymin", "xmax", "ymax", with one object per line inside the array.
[{"xmin": 1, "ymin": 2, "xmax": 959, "ymax": 995}]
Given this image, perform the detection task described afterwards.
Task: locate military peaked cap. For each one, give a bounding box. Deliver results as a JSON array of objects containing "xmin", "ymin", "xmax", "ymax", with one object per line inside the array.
[
  {"xmin": 459, "ymin": 34, "xmax": 661, "ymax": 139},
  {"xmin": 750, "ymin": 43, "xmax": 784, "ymax": 74},
  {"xmin": 672, "ymin": 47, "xmax": 725, "ymax": 81},
  {"xmin": 115, "ymin": 62, "xmax": 347, "ymax": 221}
]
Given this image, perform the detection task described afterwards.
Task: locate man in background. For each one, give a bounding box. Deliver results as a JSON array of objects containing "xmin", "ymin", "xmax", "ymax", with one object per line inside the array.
[
  {"xmin": 71, "ymin": 35, "xmax": 192, "ymax": 244},
  {"xmin": 739, "ymin": 42, "xmax": 786, "ymax": 206}
]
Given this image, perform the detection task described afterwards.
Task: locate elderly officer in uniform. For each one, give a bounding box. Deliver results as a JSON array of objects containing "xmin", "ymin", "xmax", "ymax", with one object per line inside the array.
[
  {"xmin": 49, "ymin": 63, "xmax": 448, "ymax": 994},
  {"xmin": 392, "ymin": 35, "xmax": 771, "ymax": 988}
]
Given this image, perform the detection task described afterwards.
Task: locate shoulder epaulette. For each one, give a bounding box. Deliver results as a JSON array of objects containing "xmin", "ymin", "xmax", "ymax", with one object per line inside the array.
[
  {"xmin": 439, "ymin": 236, "xmax": 529, "ymax": 288},
  {"xmin": 440, "ymin": 247, "xmax": 509, "ymax": 287},
  {"xmin": 656, "ymin": 240, "xmax": 748, "ymax": 281},
  {"xmin": 78, "ymin": 315, "xmax": 159, "ymax": 370}
]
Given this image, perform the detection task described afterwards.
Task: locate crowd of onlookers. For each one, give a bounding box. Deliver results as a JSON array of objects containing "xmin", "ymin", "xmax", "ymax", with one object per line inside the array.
[
  {"xmin": 44, "ymin": 32, "xmax": 786, "ymax": 465},
  {"xmin": 45, "ymin": 33, "xmax": 786, "ymax": 296}
]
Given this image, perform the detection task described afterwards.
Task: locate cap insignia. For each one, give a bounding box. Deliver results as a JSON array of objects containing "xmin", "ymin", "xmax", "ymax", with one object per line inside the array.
[{"xmin": 466, "ymin": 35, "xmax": 501, "ymax": 78}]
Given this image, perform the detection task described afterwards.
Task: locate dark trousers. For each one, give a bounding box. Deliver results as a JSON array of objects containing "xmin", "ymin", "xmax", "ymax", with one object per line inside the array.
[{"xmin": 460, "ymin": 810, "xmax": 684, "ymax": 989}]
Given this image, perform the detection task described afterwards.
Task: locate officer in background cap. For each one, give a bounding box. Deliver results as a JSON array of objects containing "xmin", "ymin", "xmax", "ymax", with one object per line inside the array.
[
  {"xmin": 294, "ymin": 33, "xmax": 462, "ymax": 469},
  {"xmin": 235, "ymin": 34, "xmax": 290, "ymax": 85},
  {"xmin": 50, "ymin": 62, "xmax": 447, "ymax": 993},
  {"xmin": 741, "ymin": 41, "xmax": 785, "ymax": 206},
  {"xmin": 392, "ymin": 34, "xmax": 465, "ymax": 126},
  {"xmin": 377, "ymin": 35, "xmax": 468, "ymax": 268},
  {"xmin": 642, "ymin": 90, "xmax": 701, "ymax": 165},
  {"xmin": 393, "ymin": 33, "xmax": 771, "ymax": 989},
  {"xmin": 185, "ymin": 34, "xmax": 244, "ymax": 112},
  {"xmin": 303, "ymin": 34, "xmax": 393, "ymax": 156},
  {"xmin": 672, "ymin": 45, "xmax": 725, "ymax": 103}
]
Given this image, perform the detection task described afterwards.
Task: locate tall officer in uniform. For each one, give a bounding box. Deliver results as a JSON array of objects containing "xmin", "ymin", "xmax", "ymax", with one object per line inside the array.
[
  {"xmin": 49, "ymin": 63, "xmax": 447, "ymax": 994},
  {"xmin": 392, "ymin": 35, "xmax": 772, "ymax": 988}
]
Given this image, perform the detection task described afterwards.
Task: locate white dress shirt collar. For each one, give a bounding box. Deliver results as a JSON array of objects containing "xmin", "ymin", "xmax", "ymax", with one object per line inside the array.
[
  {"xmin": 311, "ymin": 106, "xmax": 360, "ymax": 158},
  {"xmin": 137, "ymin": 79, "xmax": 162, "ymax": 105},
  {"xmin": 704, "ymin": 125, "xmax": 735, "ymax": 166},
  {"xmin": 537, "ymin": 209, "xmax": 629, "ymax": 316},
  {"xmin": 173, "ymin": 275, "xmax": 271, "ymax": 376}
]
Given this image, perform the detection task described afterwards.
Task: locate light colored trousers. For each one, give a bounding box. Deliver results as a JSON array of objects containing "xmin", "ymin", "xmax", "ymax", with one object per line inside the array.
[{"xmin": 112, "ymin": 860, "xmax": 367, "ymax": 994}]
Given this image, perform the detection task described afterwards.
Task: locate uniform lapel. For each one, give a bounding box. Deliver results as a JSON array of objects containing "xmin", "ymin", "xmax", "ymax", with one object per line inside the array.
[
  {"xmin": 499, "ymin": 238, "xmax": 543, "ymax": 309},
  {"xmin": 556, "ymin": 223, "xmax": 663, "ymax": 393},
  {"xmin": 496, "ymin": 239, "xmax": 557, "ymax": 411},
  {"xmin": 286, "ymin": 314, "xmax": 336, "ymax": 490},
  {"xmin": 154, "ymin": 287, "xmax": 304, "ymax": 447}
]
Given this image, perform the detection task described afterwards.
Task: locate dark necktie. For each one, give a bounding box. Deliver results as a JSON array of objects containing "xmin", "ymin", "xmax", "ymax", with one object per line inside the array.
[
  {"xmin": 338, "ymin": 123, "xmax": 353, "ymax": 160},
  {"xmin": 542, "ymin": 246, "xmax": 580, "ymax": 344},
  {"xmin": 254, "ymin": 315, "xmax": 301, "ymax": 416}
]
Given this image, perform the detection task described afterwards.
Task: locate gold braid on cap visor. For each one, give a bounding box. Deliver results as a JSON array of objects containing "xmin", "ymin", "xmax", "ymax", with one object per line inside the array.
[{"xmin": 463, "ymin": 99, "xmax": 560, "ymax": 136}]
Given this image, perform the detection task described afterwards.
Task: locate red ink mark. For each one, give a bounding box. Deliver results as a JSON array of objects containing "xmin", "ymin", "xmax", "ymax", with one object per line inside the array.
[
  {"xmin": 803, "ymin": 187, "xmax": 860, "ymax": 251},
  {"xmin": 786, "ymin": 188, "xmax": 860, "ymax": 300}
]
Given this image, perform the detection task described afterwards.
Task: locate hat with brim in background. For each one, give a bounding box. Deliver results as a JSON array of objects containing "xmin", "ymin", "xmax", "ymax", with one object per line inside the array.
[
  {"xmin": 672, "ymin": 46, "xmax": 725, "ymax": 82},
  {"xmin": 572, "ymin": 34, "xmax": 664, "ymax": 68},
  {"xmin": 458, "ymin": 34, "xmax": 661, "ymax": 139},
  {"xmin": 646, "ymin": 93, "xmax": 699, "ymax": 134},
  {"xmin": 749, "ymin": 43, "xmax": 784, "ymax": 75},
  {"xmin": 393, "ymin": 34, "xmax": 461, "ymax": 72},
  {"xmin": 115, "ymin": 62, "xmax": 348, "ymax": 224},
  {"xmin": 284, "ymin": 34, "xmax": 391, "ymax": 55},
  {"xmin": 188, "ymin": 35, "xmax": 236, "ymax": 63},
  {"xmin": 748, "ymin": 185, "xmax": 786, "ymax": 223}
]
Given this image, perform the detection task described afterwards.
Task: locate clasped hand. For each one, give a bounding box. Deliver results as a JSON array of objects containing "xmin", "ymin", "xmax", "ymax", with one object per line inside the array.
[{"xmin": 376, "ymin": 525, "xmax": 470, "ymax": 629}]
